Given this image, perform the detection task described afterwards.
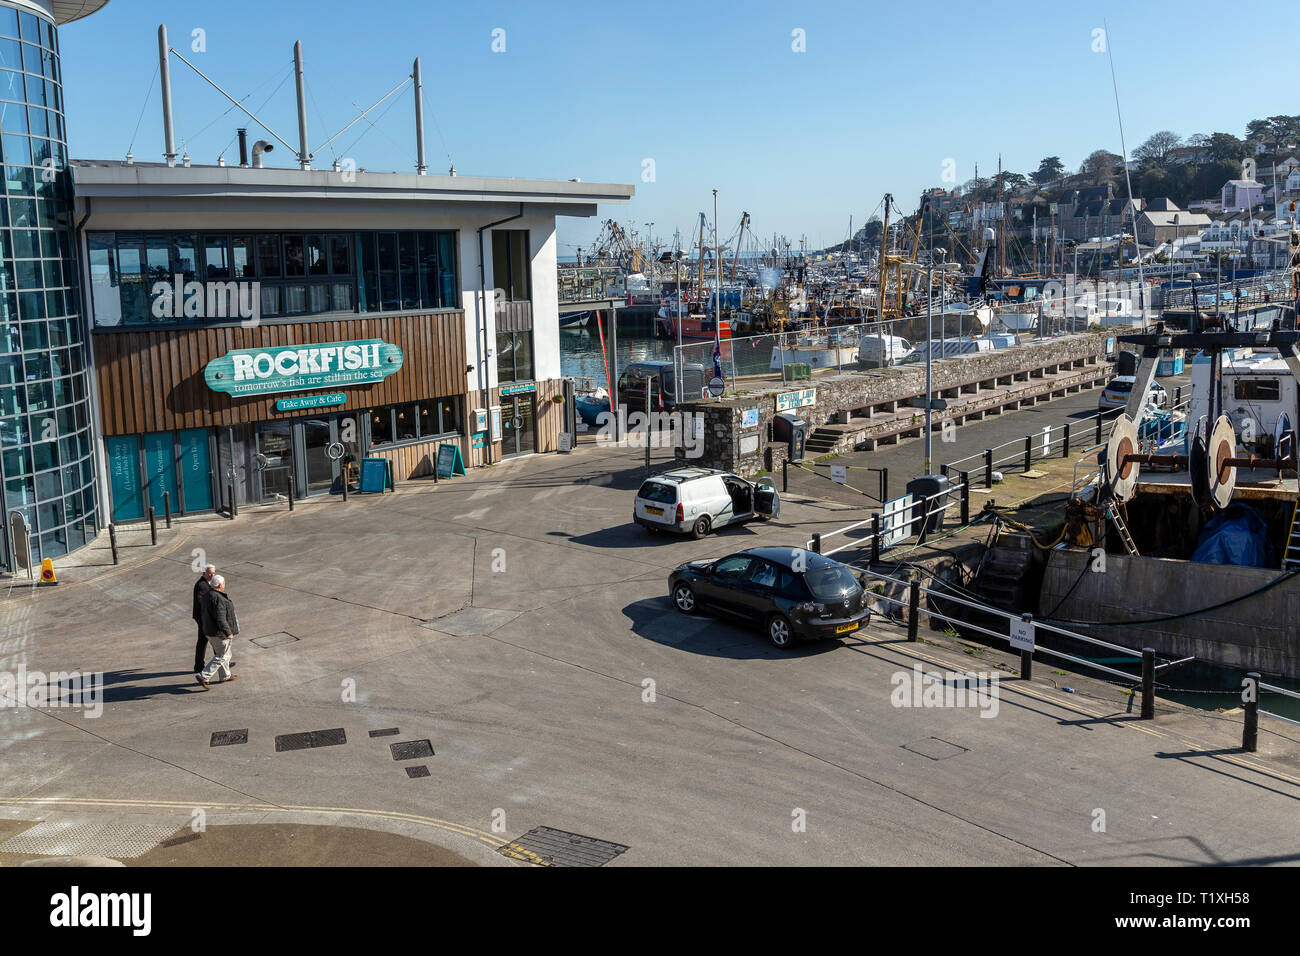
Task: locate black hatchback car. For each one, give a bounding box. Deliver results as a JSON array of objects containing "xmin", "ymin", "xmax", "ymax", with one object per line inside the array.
[{"xmin": 668, "ymin": 547, "xmax": 870, "ymax": 649}]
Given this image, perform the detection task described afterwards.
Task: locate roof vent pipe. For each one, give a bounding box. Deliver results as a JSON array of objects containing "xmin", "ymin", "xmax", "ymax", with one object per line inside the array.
[
  {"xmin": 237, "ymin": 128, "xmax": 248, "ymax": 167},
  {"xmin": 252, "ymin": 140, "xmax": 274, "ymax": 168}
]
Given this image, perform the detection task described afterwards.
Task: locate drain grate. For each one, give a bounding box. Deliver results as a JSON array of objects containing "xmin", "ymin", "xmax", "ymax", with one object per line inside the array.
[
  {"xmin": 405, "ymin": 765, "xmax": 430, "ymax": 778},
  {"xmin": 390, "ymin": 739, "xmax": 434, "ymax": 761},
  {"xmin": 901, "ymin": 737, "xmax": 969, "ymax": 761},
  {"xmin": 0, "ymin": 821, "xmax": 181, "ymax": 859},
  {"xmin": 368, "ymin": 728, "xmax": 400, "ymax": 738},
  {"xmin": 210, "ymin": 729, "xmax": 248, "ymax": 747},
  {"xmin": 275, "ymin": 728, "xmax": 347, "ymax": 752},
  {"xmin": 250, "ymin": 632, "xmax": 300, "ymax": 649},
  {"xmin": 499, "ymin": 827, "xmax": 629, "ymax": 867}
]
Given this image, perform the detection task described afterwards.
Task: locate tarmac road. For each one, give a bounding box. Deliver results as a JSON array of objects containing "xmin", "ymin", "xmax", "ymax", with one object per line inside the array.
[{"xmin": 0, "ymin": 422, "xmax": 1296, "ymax": 867}]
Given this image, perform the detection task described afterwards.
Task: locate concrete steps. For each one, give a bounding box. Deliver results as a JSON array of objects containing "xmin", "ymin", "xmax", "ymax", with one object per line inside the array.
[{"xmin": 806, "ymin": 425, "xmax": 855, "ymax": 454}]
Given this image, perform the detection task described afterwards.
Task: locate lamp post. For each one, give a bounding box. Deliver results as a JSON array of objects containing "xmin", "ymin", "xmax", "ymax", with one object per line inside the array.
[{"xmin": 924, "ymin": 247, "xmax": 947, "ymax": 476}]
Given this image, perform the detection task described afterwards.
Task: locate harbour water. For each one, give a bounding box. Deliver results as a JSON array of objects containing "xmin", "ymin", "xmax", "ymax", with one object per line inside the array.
[{"xmin": 559, "ymin": 326, "xmax": 672, "ymax": 385}]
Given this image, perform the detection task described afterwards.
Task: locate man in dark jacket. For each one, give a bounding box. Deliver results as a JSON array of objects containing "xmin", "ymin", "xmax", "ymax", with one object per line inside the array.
[
  {"xmin": 197, "ymin": 575, "xmax": 240, "ymax": 690},
  {"xmin": 192, "ymin": 565, "xmax": 215, "ymax": 673}
]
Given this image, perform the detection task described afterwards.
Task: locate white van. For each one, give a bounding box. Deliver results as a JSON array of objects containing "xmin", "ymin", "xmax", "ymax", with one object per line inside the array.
[
  {"xmin": 857, "ymin": 334, "xmax": 913, "ymax": 368},
  {"xmin": 634, "ymin": 468, "xmax": 781, "ymax": 538}
]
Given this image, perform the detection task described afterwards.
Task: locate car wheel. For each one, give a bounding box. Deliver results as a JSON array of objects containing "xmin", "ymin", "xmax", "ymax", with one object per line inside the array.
[
  {"xmin": 690, "ymin": 516, "xmax": 711, "ymax": 539},
  {"xmin": 672, "ymin": 583, "xmax": 697, "ymax": 614},
  {"xmin": 767, "ymin": 613, "xmax": 796, "ymax": 650}
]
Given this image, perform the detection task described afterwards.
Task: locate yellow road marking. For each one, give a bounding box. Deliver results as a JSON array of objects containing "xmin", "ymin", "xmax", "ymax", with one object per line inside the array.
[{"xmin": 0, "ymin": 796, "xmax": 511, "ymax": 853}]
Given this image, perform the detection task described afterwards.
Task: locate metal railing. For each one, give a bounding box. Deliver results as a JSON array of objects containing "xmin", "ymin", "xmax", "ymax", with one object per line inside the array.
[{"xmin": 805, "ymin": 477, "xmax": 971, "ymax": 560}]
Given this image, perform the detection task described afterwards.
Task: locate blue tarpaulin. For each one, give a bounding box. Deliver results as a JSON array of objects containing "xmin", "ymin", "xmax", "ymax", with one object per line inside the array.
[{"xmin": 1190, "ymin": 504, "xmax": 1275, "ymax": 568}]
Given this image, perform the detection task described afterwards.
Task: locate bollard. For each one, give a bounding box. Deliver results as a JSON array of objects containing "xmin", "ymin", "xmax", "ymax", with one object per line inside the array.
[
  {"xmin": 163, "ymin": 491, "xmax": 172, "ymax": 529},
  {"xmin": 108, "ymin": 523, "xmax": 119, "ymax": 565},
  {"xmin": 1095, "ymin": 413, "xmax": 1103, "ymax": 446},
  {"xmin": 228, "ymin": 481, "xmax": 237, "ymax": 519},
  {"xmin": 1062, "ymin": 423, "xmax": 1071, "ymax": 458},
  {"xmin": 906, "ymin": 578, "xmax": 920, "ymax": 642},
  {"xmin": 288, "ymin": 474, "xmax": 295, "ymax": 512},
  {"xmin": 871, "ymin": 512, "xmax": 881, "ymax": 564},
  {"xmin": 880, "ymin": 467, "xmax": 888, "ymax": 503},
  {"xmin": 1175, "ymin": 385, "xmax": 1182, "ymax": 406},
  {"xmin": 342, "ymin": 469, "xmax": 348, "ymax": 502},
  {"xmin": 959, "ymin": 471, "xmax": 970, "ymax": 525},
  {"xmin": 782, "ymin": 460, "xmax": 788, "ymax": 493},
  {"xmin": 811, "ymin": 532, "xmax": 821, "ymax": 554},
  {"xmin": 1242, "ymin": 672, "xmax": 1259, "ymax": 752},
  {"xmin": 1023, "ymin": 435, "xmax": 1032, "ymax": 473},
  {"xmin": 1140, "ymin": 647, "xmax": 1155, "ymax": 719},
  {"xmin": 148, "ymin": 507, "xmax": 156, "ymax": 545},
  {"xmin": 940, "ymin": 463, "xmax": 949, "ymax": 479},
  {"xmin": 984, "ymin": 448, "xmax": 993, "ymax": 488}
]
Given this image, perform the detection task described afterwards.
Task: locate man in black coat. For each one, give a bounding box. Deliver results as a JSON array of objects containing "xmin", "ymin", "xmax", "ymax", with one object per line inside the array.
[
  {"xmin": 192, "ymin": 565, "xmax": 215, "ymax": 673},
  {"xmin": 197, "ymin": 575, "xmax": 240, "ymax": 690}
]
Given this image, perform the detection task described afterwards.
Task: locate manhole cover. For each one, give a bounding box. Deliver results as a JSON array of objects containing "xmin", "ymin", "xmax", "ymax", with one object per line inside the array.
[
  {"xmin": 421, "ymin": 607, "xmax": 521, "ymax": 637},
  {"xmin": 901, "ymin": 737, "xmax": 969, "ymax": 761},
  {"xmin": 275, "ymin": 728, "xmax": 347, "ymax": 752},
  {"xmin": 368, "ymin": 728, "xmax": 400, "ymax": 738},
  {"xmin": 390, "ymin": 739, "xmax": 434, "ymax": 761},
  {"xmin": 210, "ymin": 729, "xmax": 248, "ymax": 747},
  {"xmin": 250, "ymin": 632, "xmax": 299, "ymax": 649},
  {"xmin": 0, "ymin": 821, "xmax": 181, "ymax": 859},
  {"xmin": 405, "ymin": 765, "xmax": 430, "ymax": 779},
  {"xmin": 499, "ymin": 827, "xmax": 629, "ymax": 867}
]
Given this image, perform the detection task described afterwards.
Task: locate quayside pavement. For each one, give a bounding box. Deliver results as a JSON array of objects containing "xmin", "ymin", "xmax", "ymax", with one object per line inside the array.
[{"xmin": 0, "ymin": 437, "xmax": 1297, "ymax": 866}]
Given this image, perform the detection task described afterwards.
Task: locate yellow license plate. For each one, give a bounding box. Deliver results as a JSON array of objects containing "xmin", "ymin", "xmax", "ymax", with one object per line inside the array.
[
  {"xmin": 645, "ymin": 506, "xmax": 663, "ymax": 516},
  {"xmin": 835, "ymin": 621, "xmax": 859, "ymax": 634}
]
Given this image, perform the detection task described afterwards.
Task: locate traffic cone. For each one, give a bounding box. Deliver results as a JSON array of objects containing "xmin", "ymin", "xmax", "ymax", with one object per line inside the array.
[{"xmin": 38, "ymin": 558, "xmax": 57, "ymax": 586}]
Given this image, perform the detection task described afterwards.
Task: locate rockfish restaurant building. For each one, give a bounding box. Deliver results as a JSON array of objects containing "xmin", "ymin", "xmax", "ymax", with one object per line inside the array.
[
  {"xmin": 0, "ymin": 0, "xmax": 633, "ymax": 569},
  {"xmin": 72, "ymin": 164, "xmax": 632, "ymax": 530}
]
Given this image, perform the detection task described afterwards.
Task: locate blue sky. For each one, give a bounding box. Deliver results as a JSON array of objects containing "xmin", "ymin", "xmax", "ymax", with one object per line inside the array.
[{"xmin": 60, "ymin": 0, "xmax": 1300, "ymax": 256}]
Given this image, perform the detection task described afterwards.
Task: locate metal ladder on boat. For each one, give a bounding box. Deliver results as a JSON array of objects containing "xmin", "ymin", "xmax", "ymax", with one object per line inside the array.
[
  {"xmin": 1285, "ymin": 501, "xmax": 1300, "ymax": 571},
  {"xmin": 1105, "ymin": 502, "xmax": 1139, "ymax": 556}
]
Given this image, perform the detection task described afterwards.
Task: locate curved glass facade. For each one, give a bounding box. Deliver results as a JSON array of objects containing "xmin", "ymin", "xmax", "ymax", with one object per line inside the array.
[{"xmin": 0, "ymin": 3, "xmax": 97, "ymax": 563}]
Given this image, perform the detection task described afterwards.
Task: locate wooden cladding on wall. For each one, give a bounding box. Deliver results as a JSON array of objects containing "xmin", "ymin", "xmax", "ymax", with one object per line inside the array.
[
  {"xmin": 495, "ymin": 300, "xmax": 532, "ymax": 332},
  {"xmin": 93, "ymin": 311, "xmax": 467, "ymax": 436}
]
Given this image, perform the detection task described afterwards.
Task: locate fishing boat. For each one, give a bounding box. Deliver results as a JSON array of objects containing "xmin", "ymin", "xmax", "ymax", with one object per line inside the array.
[
  {"xmin": 575, "ymin": 386, "xmax": 610, "ymax": 427},
  {"xmin": 770, "ymin": 330, "xmax": 859, "ymax": 371},
  {"xmin": 559, "ymin": 311, "xmax": 591, "ymax": 330},
  {"xmin": 657, "ymin": 312, "xmax": 733, "ymax": 342}
]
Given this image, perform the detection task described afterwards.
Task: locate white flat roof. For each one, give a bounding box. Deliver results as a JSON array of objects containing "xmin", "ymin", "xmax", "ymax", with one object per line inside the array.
[{"xmin": 70, "ymin": 160, "xmax": 635, "ymax": 208}]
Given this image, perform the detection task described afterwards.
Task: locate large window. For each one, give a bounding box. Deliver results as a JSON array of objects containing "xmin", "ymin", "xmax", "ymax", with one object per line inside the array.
[
  {"xmin": 356, "ymin": 229, "xmax": 456, "ymax": 315},
  {"xmin": 0, "ymin": 7, "xmax": 98, "ymax": 563},
  {"xmin": 366, "ymin": 397, "xmax": 462, "ymax": 448},
  {"xmin": 496, "ymin": 330, "xmax": 533, "ymax": 384},
  {"xmin": 87, "ymin": 228, "xmax": 458, "ymax": 327},
  {"xmin": 492, "ymin": 229, "xmax": 530, "ymax": 302}
]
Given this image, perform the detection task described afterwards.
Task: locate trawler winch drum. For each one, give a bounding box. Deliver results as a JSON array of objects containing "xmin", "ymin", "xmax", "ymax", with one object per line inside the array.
[
  {"xmin": 1105, "ymin": 414, "xmax": 1141, "ymax": 503},
  {"xmin": 1208, "ymin": 415, "xmax": 1238, "ymax": 510}
]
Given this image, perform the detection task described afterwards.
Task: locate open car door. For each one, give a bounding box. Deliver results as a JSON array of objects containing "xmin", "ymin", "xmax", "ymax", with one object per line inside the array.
[{"xmin": 753, "ymin": 476, "xmax": 780, "ymax": 520}]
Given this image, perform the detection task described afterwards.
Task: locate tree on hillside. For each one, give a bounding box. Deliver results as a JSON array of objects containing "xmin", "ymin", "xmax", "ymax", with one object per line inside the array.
[
  {"xmin": 1032, "ymin": 156, "xmax": 1066, "ymax": 185},
  {"xmin": 1133, "ymin": 130, "xmax": 1182, "ymax": 168},
  {"xmin": 1206, "ymin": 132, "xmax": 1248, "ymax": 163},
  {"xmin": 1245, "ymin": 115, "xmax": 1300, "ymax": 153},
  {"xmin": 998, "ymin": 171, "xmax": 1029, "ymax": 193},
  {"xmin": 1080, "ymin": 149, "xmax": 1122, "ymax": 185}
]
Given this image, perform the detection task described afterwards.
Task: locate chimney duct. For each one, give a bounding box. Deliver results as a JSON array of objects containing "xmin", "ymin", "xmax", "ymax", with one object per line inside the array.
[
  {"xmin": 237, "ymin": 129, "xmax": 248, "ymax": 167},
  {"xmin": 252, "ymin": 140, "xmax": 274, "ymax": 168}
]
